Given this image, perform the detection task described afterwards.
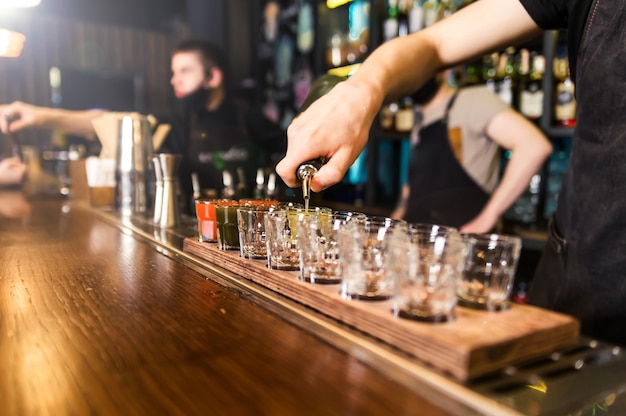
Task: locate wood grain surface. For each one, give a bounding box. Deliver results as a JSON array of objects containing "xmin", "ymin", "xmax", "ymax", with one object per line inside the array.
[
  {"xmin": 184, "ymin": 237, "xmax": 580, "ymax": 382},
  {"xmin": 0, "ymin": 191, "xmax": 458, "ymax": 415}
]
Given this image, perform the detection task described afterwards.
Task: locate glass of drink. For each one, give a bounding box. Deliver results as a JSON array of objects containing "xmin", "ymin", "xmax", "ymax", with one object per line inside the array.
[
  {"xmin": 214, "ymin": 201, "xmax": 241, "ymax": 250},
  {"xmin": 296, "ymin": 210, "xmax": 366, "ymax": 284},
  {"xmin": 264, "ymin": 205, "xmax": 335, "ymax": 270},
  {"xmin": 264, "ymin": 208, "xmax": 300, "ymax": 270},
  {"xmin": 237, "ymin": 205, "xmax": 273, "ymax": 260},
  {"xmin": 195, "ymin": 198, "xmax": 234, "ymax": 243},
  {"xmin": 338, "ymin": 217, "xmax": 407, "ymax": 301},
  {"xmin": 458, "ymin": 233, "xmax": 522, "ymax": 312},
  {"xmin": 391, "ymin": 223, "xmax": 465, "ymax": 323}
]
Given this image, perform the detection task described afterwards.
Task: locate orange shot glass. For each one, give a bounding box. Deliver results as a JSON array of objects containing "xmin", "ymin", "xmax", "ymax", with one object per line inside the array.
[{"xmin": 195, "ymin": 198, "xmax": 235, "ymax": 243}]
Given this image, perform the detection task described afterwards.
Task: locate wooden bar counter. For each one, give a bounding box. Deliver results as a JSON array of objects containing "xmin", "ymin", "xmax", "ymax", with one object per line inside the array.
[
  {"xmin": 0, "ymin": 189, "xmax": 470, "ymax": 415},
  {"xmin": 2, "ymin": 187, "xmax": 626, "ymax": 416}
]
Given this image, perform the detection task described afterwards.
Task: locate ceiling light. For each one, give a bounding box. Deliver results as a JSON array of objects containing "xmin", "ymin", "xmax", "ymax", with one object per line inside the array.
[
  {"xmin": 0, "ymin": 0, "xmax": 41, "ymax": 7},
  {"xmin": 0, "ymin": 29, "xmax": 26, "ymax": 58}
]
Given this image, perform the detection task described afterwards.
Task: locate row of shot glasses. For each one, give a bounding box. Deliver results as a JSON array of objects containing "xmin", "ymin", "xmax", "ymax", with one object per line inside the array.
[{"xmin": 195, "ymin": 198, "xmax": 522, "ymax": 323}]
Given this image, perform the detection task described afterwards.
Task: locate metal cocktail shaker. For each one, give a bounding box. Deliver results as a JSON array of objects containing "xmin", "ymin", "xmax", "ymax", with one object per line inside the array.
[
  {"xmin": 114, "ymin": 113, "xmax": 153, "ymax": 216},
  {"xmin": 158, "ymin": 153, "xmax": 182, "ymax": 228}
]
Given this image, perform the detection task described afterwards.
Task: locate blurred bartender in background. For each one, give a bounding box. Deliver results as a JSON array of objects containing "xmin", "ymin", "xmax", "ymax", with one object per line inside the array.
[
  {"xmin": 159, "ymin": 39, "xmax": 285, "ymax": 208},
  {"xmin": 0, "ymin": 157, "xmax": 26, "ymax": 187},
  {"xmin": 390, "ymin": 72, "xmax": 552, "ymax": 232},
  {"xmin": 0, "ymin": 39, "xmax": 285, "ymax": 211},
  {"xmin": 276, "ymin": 0, "xmax": 626, "ymax": 346}
]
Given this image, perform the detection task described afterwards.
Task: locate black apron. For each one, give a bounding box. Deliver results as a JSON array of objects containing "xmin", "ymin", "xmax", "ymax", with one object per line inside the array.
[
  {"xmin": 175, "ymin": 105, "xmax": 255, "ymax": 212},
  {"xmin": 406, "ymin": 93, "xmax": 490, "ymax": 228},
  {"xmin": 529, "ymin": 0, "xmax": 626, "ymax": 346}
]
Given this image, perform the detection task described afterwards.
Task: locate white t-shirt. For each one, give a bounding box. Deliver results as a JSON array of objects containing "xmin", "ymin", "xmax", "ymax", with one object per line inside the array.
[{"xmin": 414, "ymin": 86, "xmax": 509, "ymax": 193}]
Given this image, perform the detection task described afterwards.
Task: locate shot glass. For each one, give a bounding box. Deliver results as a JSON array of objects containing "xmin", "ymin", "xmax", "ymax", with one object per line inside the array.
[
  {"xmin": 264, "ymin": 208, "xmax": 300, "ymax": 270},
  {"xmin": 237, "ymin": 205, "xmax": 271, "ymax": 260},
  {"xmin": 391, "ymin": 223, "xmax": 465, "ymax": 323},
  {"xmin": 338, "ymin": 217, "xmax": 407, "ymax": 301},
  {"xmin": 195, "ymin": 198, "xmax": 234, "ymax": 243},
  {"xmin": 458, "ymin": 233, "xmax": 522, "ymax": 311},
  {"xmin": 264, "ymin": 206, "xmax": 331, "ymax": 270},
  {"xmin": 296, "ymin": 211, "xmax": 366, "ymax": 284},
  {"xmin": 215, "ymin": 201, "xmax": 241, "ymax": 250}
]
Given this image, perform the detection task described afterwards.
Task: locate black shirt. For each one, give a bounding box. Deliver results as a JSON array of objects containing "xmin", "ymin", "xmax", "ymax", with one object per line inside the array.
[
  {"xmin": 518, "ymin": 0, "xmax": 594, "ymax": 81},
  {"xmin": 160, "ymin": 99, "xmax": 286, "ymax": 209}
]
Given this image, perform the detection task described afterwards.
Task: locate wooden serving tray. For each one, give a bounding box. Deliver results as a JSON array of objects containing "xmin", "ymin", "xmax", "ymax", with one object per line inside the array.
[{"xmin": 183, "ymin": 237, "xmax": 579, "ymax": 381}]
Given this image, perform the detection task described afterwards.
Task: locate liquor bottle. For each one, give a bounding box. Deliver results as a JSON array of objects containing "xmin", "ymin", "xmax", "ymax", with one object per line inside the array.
[
  {"xmin": 383, "ymin": 0, "xmax": 400, "ymax": 42},
  {"xmin": 398, "ymin": 0, "xmax": 410, "ymax": 37},
  {"xmin": 461, "ymin": 61, "xmax": 481, "ymax": 87},
  {"xmin": 379, "ymin": 102, "xmax": 398, "ymax": 131},
  {"xmin": 395, "ymin": 96, "xmax": 415, "ymax": 133},
  {"xmin": 408, "ymin": 0, "xmax": 424, "ymax": 33},
  {"xmin": 423, "ymin": 0, "xmax": 440, "ymax": 27},
  {"xmin": 481, "ymin": 53, "xmax": 498, "ymax": 94},
  {"xmin": 495, "ymin": 47, "xmax": 518, "ymax": 107},
  {"xmin": 553, "ymin": 58, "xmax": 576, "ymax": 127},
  {"xmin": 516, "ymin": 48, "xmax": 530, "ymax": 108},
  {"xmin": 518, "ymin": 52, "xmax": 545, "ymax": 122},
  {"xmin": 254, "ymin": 168, "xmax": 265, "ymax": 199}
]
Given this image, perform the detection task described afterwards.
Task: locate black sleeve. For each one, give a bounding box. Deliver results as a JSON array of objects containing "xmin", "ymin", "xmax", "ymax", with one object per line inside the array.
[
  {"xmin": 155, "ymin": 114, "xmax": 186, "ymax": 156},
  {"xmin": 518, "ymin": 0, "xmax": 569, "ymax": 30},
  {"xmin": 243, "ymin": 106, "xmax": 287, "ymax": 167}
]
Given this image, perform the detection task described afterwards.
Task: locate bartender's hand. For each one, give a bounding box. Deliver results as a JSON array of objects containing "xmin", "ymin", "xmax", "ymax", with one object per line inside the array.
[
  {"xmin": 460, "ymin": 212, "xmax": 499, "ymax": 235},
  {"xmin": 275, "ymin": 79, "xmax": 383, "ymax": 192},
  {"xmin": 0, "ymin": 157, "xmax": 27, "ymax": 186},
  {"xmin": 0, "ymin": 101, "xmax": 48, "ymax": 134}
]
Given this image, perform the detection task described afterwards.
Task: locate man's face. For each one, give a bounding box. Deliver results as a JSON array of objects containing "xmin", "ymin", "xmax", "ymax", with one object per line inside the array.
[{"xmin": 170, "ymin": 51, "xmax": 209, "ymax": 98}]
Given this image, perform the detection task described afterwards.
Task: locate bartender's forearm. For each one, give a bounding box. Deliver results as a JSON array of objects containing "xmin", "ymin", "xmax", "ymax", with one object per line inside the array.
[
  {"xmin": 350, "ymin": 0, "xmax": 540, "ymax": 103},
  {"xmin": 0, "ymin": 101, "xmax": 103, "ymax": 139},
  {"xmin": 35, "ymin": 107, "xmax": 104, "ymax": 139},
  {"xmin": 462, "ymin": 110, "xmax": 552, "ymax": 233},
  {"xmin": 473, "ymin": 153, "xmax": 544, "ymax": 230}
]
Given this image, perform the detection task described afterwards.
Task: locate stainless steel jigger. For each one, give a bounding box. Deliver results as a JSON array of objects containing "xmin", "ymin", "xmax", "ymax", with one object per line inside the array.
[
  {"xmin": 158, "ymin": 153, "xmax": 182, "ymax": 228},
  {"xmin": 152, "ymin": 156, "xmax": 164, "ymax": 224}
]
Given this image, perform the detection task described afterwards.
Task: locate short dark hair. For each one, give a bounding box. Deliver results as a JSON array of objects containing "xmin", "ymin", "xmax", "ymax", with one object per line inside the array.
[{"xmin": 173, "ymin": 39, "xmax": 229, "ymax": 87}]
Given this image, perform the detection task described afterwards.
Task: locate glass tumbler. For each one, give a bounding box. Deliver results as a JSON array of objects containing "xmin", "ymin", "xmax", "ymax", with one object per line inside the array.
[
  {"xmin": 338, "ymin": 217, "xmax": 407, "ymax": 301},
  {"xmin": 195, "ymin": 198, "xmax": 234, "ymax": 243},
  {"xmin": 458, "ymin": 233, "xmax": 522, "ymax": 311},
  {"xmin": 296, "ymin": 211, "xmax": 366, "ymax": 284},
  {"xmin": 391, "ymin": 223, "xmax": 465, "ymax": 323},
  {"xmin": 237, "ymin": 205, "xmax": 272, "ymax": 260},
  {"xmin": 215, "ymin": 201, "xmax": 241, "ymax": 250}
]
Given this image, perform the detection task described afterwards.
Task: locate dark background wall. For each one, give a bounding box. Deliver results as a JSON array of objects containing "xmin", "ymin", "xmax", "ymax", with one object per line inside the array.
[{"xmin": 0, "ymin": 0, "xmax": 255, "ymax": 146}]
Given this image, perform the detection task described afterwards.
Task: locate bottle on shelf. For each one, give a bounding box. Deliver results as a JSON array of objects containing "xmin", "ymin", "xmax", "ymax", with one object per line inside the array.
[
  {"xmin": 460, "ymin": 60, "xmax": 481, "ymax": 87},
  {"xmin": 553, "ymin": 57, "xmax": 576, "ymax": 127},
  {"xmin": 518, "ymin": 51, "xmax": 545, "ymax": 122},
  {"xmin": 481, "ymin": 53, "xmax": 498, "ymax": 94},
  {"xmin": 408, "ymin": 0, "xmax": 424, "ymax": 33},
  {"xmin": 383, "ymin": 0, "xmax": 400, "ymax": 41},
  {"xmin": 397, "ymin": 0, "xmax": 410, "ymax": 37},
  {"xmin": 395, "ymin": 96, "xmax": 415, "ymax": 133},
  {"xmin": 495, "ymin": 46, "xmax": 518, "ymax": 107},
  {"xmin": 423, "ymin": 0, "xmax": 441, "ymax": 27},
  {"xmin": 379, "ymin": 102, "xmax": 398, "ymax": 131}
]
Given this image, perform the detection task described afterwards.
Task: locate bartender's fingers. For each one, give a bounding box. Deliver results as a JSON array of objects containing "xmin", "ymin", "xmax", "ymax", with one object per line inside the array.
[
  {"xmin": 5, "ymin": 117, "xmax": 28, "ymax": 133},
  {"xmin": 275, "ymin": 120, "xmax": 323, "ymax": 188},
  {"xmin": 0, "ymin": 105, "xmax": 9, "ymax": 133},
  {"xmin": 309, "ymin": 148, "xmax": 358, "ymax": 192},
  {"xmin": 0, "ymin": 102, "xmax": 22, "ymax": 133}
]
